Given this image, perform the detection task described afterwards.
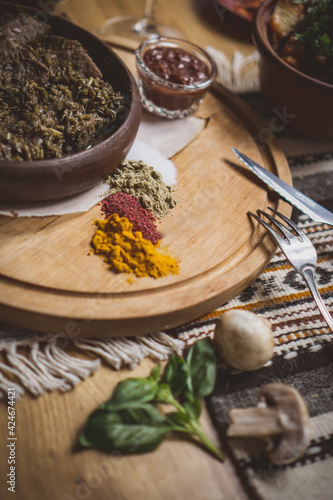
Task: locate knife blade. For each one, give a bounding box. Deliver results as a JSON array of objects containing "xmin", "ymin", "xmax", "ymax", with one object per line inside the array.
[{"xmin": 232, "ymin": 148, "xmax": 333, "ymax": 227}]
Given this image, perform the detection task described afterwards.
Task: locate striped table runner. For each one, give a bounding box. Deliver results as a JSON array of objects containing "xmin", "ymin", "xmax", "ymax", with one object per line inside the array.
[
  {"xmin": 205, "ymin": 215, "xmax": 333, "ymax": 500},
  {"xmin": 165, "ymin": 81, "xmax": 333, "ymax": 497},
  {"xmin": 175, "ymin": 123, "xmax": 333, "ymax": 499},
  {"xmin": 172, "ymin": 215, "xmax": 333, "ymax": 500}
]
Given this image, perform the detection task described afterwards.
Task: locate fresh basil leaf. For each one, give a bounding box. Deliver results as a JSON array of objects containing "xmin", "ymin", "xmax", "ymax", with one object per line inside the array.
[
  {"xmin": 162, "ymin": 354, "xmax": 192, "ymax": 397},
  {"xmin": 186, "ymin": 339, "xmax": 216, "ymax": 399},
  {"xmin": 103, "ymin": 376, "xmax": 159, "ymax": 412},
  {"xmin": 150, "ymin": 364, "xmax": 161, "ymax": 382},
  {"xmin": 166, "ymin": 410, "xmax": 192, "ymax": 429},
  {"xmin": 183, "ymin": 399, "xmax": 202, "ymax": 420},
  {"xmin": 79, "ymin": 409, "xmax": 121, "ymax": 448},
  {"xmin": 164, "ymin": 401, "xmax": 201, "ymax": 428},
  {"xmin": 118, "ymin": 404, "xmax": 166, "ymax": 425},
  {"xmin": 156, "ymin": 383, "xmax": 176, "ymax": 404},
  {"xmin": 79, "ymin": 408, "xmax": 169, "ymax": 454},
  {"xmin": 79, "ymin": 433, "xmax": 94, "ymax": 448}
]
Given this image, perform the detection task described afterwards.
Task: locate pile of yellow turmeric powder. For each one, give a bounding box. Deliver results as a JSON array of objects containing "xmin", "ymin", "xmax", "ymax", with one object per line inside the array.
[{"xmin": 91, "ymin": 214, "xmax": 179, "ymax": 279}]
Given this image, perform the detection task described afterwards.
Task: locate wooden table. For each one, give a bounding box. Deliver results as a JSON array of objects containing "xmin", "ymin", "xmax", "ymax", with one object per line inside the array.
[{"xmin": 0, "ymin": 1, "xmax": 255, "ymax": 499}]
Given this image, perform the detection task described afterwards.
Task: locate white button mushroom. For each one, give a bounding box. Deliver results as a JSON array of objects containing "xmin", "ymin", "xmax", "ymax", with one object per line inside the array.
[{"xmin": 213, "ymin": 309, "xmax": 274, "ymax": 371}]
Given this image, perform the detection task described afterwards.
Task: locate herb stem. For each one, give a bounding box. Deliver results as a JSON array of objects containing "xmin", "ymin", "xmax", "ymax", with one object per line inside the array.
[
  {"xmin": 170, "ymin": 399, "xmax": 187, "ymax": 414},
  {"xmin": 157, "ymin": 390, "xmax": 186, "ymax": 414},
  {"xmin": 189, "ymin": 420, "xmax": 225, "ymax": 461}
]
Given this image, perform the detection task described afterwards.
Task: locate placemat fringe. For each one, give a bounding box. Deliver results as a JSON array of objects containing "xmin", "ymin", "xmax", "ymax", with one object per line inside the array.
[{"xmin": 0, "ymin": 330, "xmax": 185, "ymax": 398}]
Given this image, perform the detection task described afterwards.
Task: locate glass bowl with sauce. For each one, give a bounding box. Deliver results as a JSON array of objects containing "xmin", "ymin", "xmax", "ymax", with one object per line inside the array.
[{"xmin": 135, "ymin": 37, "xmax": 217, "ymax": 119}]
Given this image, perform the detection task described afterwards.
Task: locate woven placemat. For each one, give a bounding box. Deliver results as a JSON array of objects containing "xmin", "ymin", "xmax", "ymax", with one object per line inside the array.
[
  {"xmin": 194, "ymin": 92, "xmax": 333, "ymax": 500},
  {"xmin": 205, "ymin": 216, "xmax": 333, "ymax": 499}
]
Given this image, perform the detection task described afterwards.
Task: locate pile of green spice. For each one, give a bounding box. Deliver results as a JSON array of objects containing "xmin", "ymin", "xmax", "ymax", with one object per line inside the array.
[
  {"xmin": 101, "ymin": 192, "xmax": 162, "ymax": 244},
  {"xmin": 105, "ymin": 160, "xmax": 177, "ymax": 219}
]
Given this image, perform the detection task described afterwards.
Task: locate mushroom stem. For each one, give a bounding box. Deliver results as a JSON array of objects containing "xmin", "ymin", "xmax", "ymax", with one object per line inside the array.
[
  {"xmin": 227, "ymin": 407, "xmax": 298, "ymax": 438},
  {"xmin": 226, "ymin": 383, "xmax": 311, "ymax": 465}
]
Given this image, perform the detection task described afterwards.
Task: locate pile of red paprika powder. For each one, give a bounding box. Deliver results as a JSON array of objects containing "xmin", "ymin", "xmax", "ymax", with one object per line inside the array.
[{"xmin": 101, "ymin": 192, "xmax": 162, "ymax": 244}]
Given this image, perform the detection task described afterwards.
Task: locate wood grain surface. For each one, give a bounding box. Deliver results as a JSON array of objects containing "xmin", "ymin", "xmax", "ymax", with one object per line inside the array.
[
  {"xmin": 0, "ymin": 84, "xmax": 291, "ymax": 337},
  {"xmin": 0, "ymin": 2, "xmax": 288, "ymax": 500},
  {"xmin": 0, "ymin": 357, "xmax": 247, "ymax": 500}
]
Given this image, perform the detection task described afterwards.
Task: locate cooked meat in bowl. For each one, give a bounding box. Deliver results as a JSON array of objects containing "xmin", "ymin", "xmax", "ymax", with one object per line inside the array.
[
  {"xmin": 0, "ymin": 2, "xmax": 141, "ymax": 203},
  {"xmin": 0, "ymin": 11, "xmax": 125, "ymax": 161}
]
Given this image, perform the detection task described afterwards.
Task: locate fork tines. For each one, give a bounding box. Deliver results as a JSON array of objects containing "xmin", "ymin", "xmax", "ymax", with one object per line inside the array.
[
  {"xmin": 248, "ymin": 207, "xmax": 333, "ymax": 332},
  {"xmin": 248, "ymin": 208, "xmax": 304, "ymax": 244}
]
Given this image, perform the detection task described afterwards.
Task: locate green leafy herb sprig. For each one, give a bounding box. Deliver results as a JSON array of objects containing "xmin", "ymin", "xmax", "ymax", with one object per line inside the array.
[
  {"xmin": 293, "ymin": 0, "xmax": 333, "ymax": 73},
  {"xmin": 79, "ymin": 339, "xmax": 224, "ymax": 461}
]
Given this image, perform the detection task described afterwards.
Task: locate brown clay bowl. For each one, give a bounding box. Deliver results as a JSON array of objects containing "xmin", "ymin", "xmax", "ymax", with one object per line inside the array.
[
  {"xmin": 0, "ymin": 2, "xmax": 141, "ymax": 203},
  {"xmin": 7, "ymin": 0, "xmax": 62, "ymax": 8},
  {"xmin": 252, "ymin": 0, "xmax": 333, "ymax": 140}
]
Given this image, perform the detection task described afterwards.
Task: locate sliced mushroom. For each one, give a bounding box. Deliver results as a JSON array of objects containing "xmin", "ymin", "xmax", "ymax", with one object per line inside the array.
[{"xmin": 227, "ymin": 383, "xmax": 310, "ymax": 464}]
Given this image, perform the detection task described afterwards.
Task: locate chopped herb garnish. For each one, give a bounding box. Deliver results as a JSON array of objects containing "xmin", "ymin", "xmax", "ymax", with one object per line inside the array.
[{"xmin": 294, "ymin": 0, "xmax": 333, "ymax": 75}]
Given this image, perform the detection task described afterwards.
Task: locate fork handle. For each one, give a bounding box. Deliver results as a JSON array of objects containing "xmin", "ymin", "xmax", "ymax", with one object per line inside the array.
[{"xmin": 302, "ymin": 267, "xmax": 333, "ymax": 332}]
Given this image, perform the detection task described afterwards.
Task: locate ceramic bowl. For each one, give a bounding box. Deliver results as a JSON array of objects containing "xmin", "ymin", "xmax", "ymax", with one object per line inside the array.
[
  {"xmin": 252, "ymin": 0, "xmax": 333, "ymax": 140},
  {"xmin": 10, "ymin": 0, "xmax": 61, "ymax": 7},
  {"xmin": 0, "ymin": 2, "xmax": 141, "ymax": 203}
]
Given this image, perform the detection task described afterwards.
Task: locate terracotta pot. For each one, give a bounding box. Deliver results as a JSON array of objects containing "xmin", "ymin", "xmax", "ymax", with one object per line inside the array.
[
  {"xmin": 0, "ymin": 1, "xmax": 141, "ymax": 203},
  {"xmin": 252, "ymin": 0, "xmax": 333, "ymax": 140}
]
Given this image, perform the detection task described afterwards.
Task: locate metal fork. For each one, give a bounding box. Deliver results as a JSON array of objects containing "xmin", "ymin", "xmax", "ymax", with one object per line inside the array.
[{"xmin": 248, "ymin": 208, "xmax": 333, "ymax": 332}]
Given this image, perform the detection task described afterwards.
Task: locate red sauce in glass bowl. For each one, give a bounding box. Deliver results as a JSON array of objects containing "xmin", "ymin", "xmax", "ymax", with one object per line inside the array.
[
  {"xmin": 135, "ymin": 38, "xmax": 216, "ymax": 119},
  {"xmin": 143, "ymin": 46, "xmax": 210, "ymax": 86}
]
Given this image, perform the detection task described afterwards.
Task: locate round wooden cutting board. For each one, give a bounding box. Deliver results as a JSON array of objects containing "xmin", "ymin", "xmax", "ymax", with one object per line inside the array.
[{"xmin": 0, "ymin": 86, "xmax": 291, "ymax": 337}]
